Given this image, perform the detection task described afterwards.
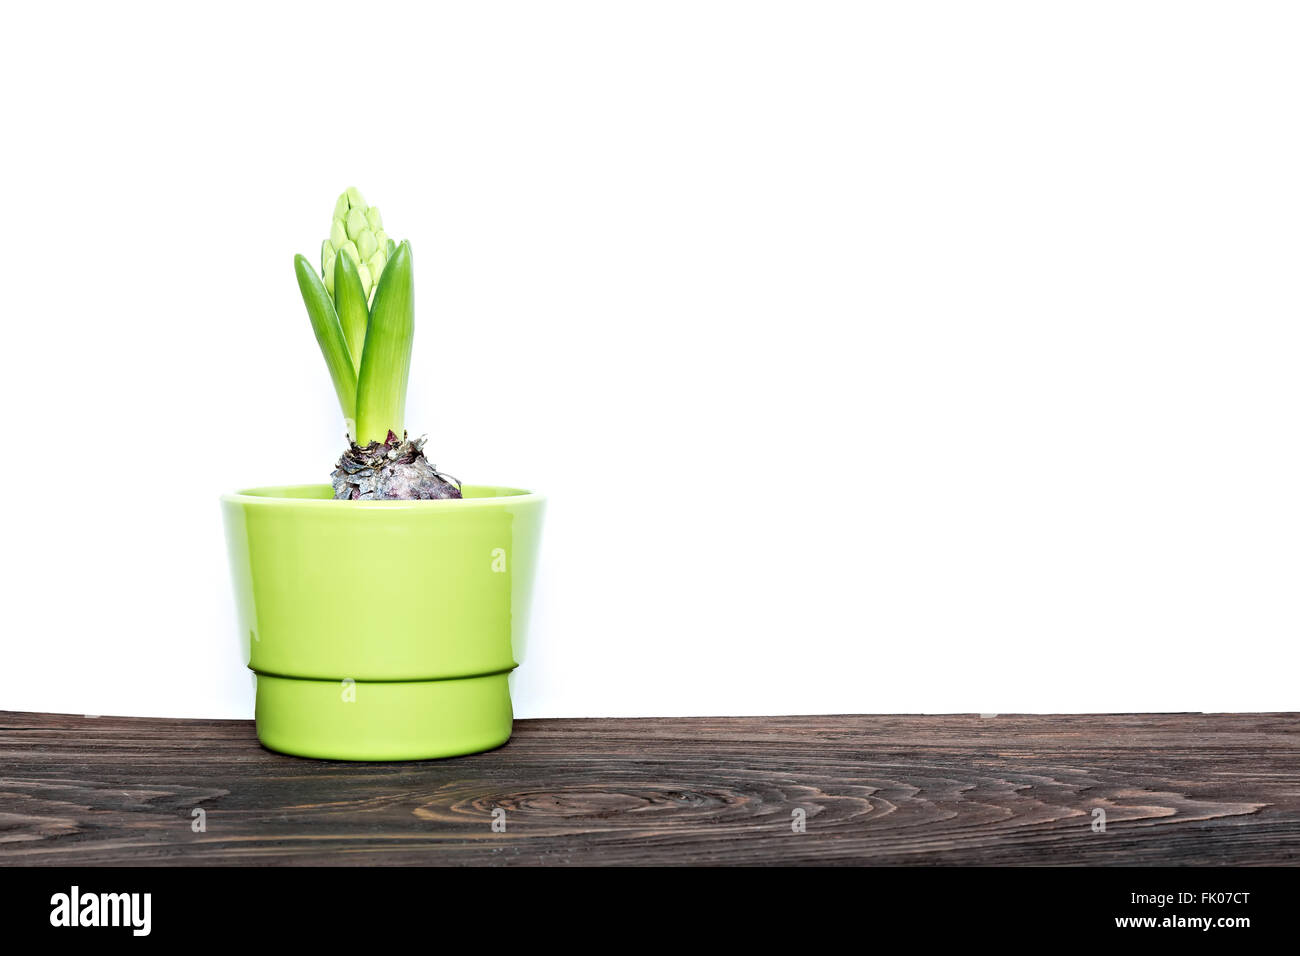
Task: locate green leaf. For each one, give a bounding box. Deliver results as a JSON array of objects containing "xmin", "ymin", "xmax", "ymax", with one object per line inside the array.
[
  {"xmin": 295, "ymin": 254, "xmax": 356, "ymax": 425},
  {"xmin": 334, "ymin": 253, "xmax": 369, "ymax": 376},
  {"xmin": 355, "ymin": 241, "xmax": 414, "ymax": 444}
]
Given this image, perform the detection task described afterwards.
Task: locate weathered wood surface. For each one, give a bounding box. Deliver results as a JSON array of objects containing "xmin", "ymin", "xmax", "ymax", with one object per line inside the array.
[{"xmin": 0, "ymin": 711, "xmax": 1296, "ymax": 865}]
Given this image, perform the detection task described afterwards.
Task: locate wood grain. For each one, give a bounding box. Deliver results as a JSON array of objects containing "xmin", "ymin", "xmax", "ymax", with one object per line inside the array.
[{"xmin": 0, "ymin": 711, "xmax": 1296, "ymax": 865}]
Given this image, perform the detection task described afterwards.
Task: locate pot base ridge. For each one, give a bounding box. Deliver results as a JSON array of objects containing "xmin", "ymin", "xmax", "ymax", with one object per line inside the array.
[{"xmin": 254, "ymin": 671, "xmax": 513, "ymax": 761}]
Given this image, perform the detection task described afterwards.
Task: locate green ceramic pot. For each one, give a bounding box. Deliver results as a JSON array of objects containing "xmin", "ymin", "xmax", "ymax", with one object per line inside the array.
[{"xmin": 221, "ymin": 484, "xmax": 544, "ymax": 760}]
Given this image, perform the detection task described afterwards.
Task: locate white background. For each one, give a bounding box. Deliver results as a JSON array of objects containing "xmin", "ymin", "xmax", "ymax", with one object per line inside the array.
[{"xmin": 2, "ymin": 2, "xmax": 1297, "ymax": 718}]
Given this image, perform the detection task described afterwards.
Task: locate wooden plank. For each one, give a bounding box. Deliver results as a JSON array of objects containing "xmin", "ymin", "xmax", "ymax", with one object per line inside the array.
[{"xmin": 0, "ymin": 711, "xmax": 1296, "ymax": 865}]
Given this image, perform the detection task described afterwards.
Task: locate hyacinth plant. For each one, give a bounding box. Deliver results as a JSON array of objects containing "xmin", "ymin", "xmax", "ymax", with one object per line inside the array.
[{"xmin": 294, "ymin": 188, "xmax": 461, "ymax": 500}]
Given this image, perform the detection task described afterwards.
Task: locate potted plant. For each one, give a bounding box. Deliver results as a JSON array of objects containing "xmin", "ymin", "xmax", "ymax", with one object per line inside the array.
[{"xmin": 222, "ymin": 188, "xmax": 544, "ymax": 760}]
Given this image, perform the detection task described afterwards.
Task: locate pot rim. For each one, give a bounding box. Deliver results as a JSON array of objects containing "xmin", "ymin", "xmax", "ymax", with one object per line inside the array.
[{"xmin": 222, "ymin": 482, "xmax": 543, "ymax": 509}]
